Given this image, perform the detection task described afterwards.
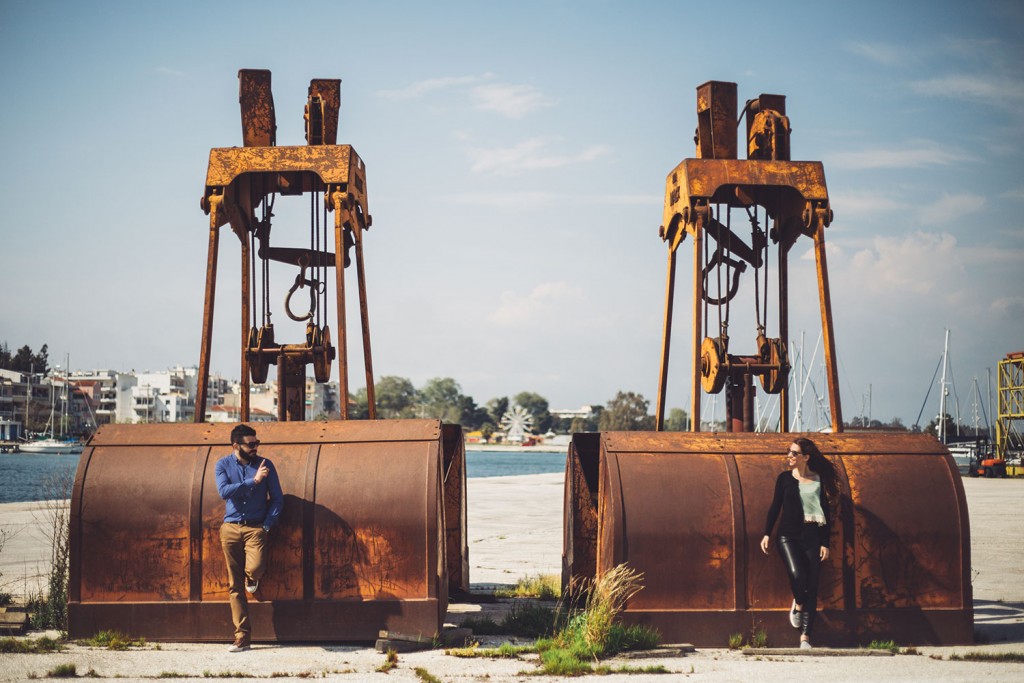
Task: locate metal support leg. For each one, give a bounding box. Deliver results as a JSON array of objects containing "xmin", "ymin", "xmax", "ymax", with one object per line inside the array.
[
  {"xmin": 353, "ymin": 222, "xmax": 376, "ymax": 419},
  {"xmin": 655, "ymin": 247, "xmax": 677, "ymax": 431},
  {"xmin": 195, "ymin": 199, "xmax": 221, "ymax": 424}
]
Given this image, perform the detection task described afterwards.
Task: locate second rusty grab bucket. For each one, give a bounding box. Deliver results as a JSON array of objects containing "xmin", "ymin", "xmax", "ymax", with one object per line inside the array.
[
  {"xmin": 563, "ymin": 431, "xmax": 973, "ymax": 646},
  {"xmin": 69, "ymin": 419, "xmax": 465, "ymax": 641}
]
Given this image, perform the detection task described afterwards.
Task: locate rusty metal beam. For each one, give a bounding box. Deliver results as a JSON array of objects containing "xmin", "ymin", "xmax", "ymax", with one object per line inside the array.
[
  {"xmin": 306, "ymin": 79, "xmax": 341, "ymax": 146},
  {"xmin": 352, "ymin": 220, "xmax": 377, "ymax": 419},
  {"xmin": 655, "ymin": 247, "xmax": 677, "ymax": 431},
  {"xmin": 194, "ymin": 207, "xmax": 221, "ymax": 423},
  {"xmin": 814, "ymin": 222, "xmax": 844, "ymax": 432},
  {"xmin": 238, "ymin": 69, "xmax": 276, "ymax": 148}
]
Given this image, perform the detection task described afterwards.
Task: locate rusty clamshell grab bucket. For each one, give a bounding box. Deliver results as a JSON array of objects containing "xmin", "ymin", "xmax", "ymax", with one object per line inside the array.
[
  {"xmin": 70, "ymin": 420, "xmax": 466, "ymax": 641},
  {"xmin": 564, "ymin": 431, "xmax": 972, "ymax": 646}
]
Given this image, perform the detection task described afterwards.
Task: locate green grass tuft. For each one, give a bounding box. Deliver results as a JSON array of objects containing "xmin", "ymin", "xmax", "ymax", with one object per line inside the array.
[
  {"xmin": 749, "ymin": 628, "xmax": 768, "ymax": 649},
  {"xmin": 494, "ymin": 574, "xmax": 561, "ymax": 600},
  {"xmin": 0, "ymin": 636, "xmax": 64, "ymax": 654},
  {"xmin": 867, "ymin": 639, "xmax": 900, "ymax": 654},
  {"xmin": 538, "ymin": 647, "xmax": 593, "ymax": 676},
  {"xmin": 202, "ymin": 671, "xmax": 254, "ymax": 678},
  {"xmin": 45, "ymin": 664, "xmax": 77, "ymax": 678},
  {"xmin": 728, "ymin": 633, "xmax": 744, "ymax": 650},
  {"xmin": 949, "ymin": 651, "xmax": 1024, "ymax": 662},
  {"xmin": 376, "ymin": 648, "xmax": 398, "ymax": 673},
  {"xmin": 463, "ymin": 603, "xmax": 559, "ymax": 638},
  {"xmin": 79, "ymin": 630, "xmax": 147, "ymax": 650},
  {"xmin": 413, "ymin": 667, "xmax": 442, "ymax": 683}
]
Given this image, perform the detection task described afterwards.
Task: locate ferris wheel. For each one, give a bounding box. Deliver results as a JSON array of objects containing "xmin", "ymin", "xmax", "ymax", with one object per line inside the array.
[{"xmin": 500, "ymin": 404, "xmax": 534, "ymax": 444}]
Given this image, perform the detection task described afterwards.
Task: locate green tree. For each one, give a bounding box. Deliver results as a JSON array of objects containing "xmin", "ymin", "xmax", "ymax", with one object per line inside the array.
[
  {"xmin": 925, "ymin": 413, "xmax": 960, "ymax": 440},
  {"xmin": 417, "ymin": 377, "xmax": 464, "ymax": 423},
  {"xmin": 599, "ymin": 391, "xmax": 655, "ymax": 431},
  {"xmin": 458, "ymin": 395, "xmax": 490, "ymax": 430},
  {"xmin": 1, "ymin": 343, "xmax": 49, "ymax": 374},
  {"xmin": 348, "ymin": 388, "xmax": 369, "ymax": 419},
  {"xmin": 375, "ymin": 375, "xmax": 417, "ymax": 418},
  {"xmin": 486, "ymin": 397, "xmax": 509, "ymax": 426},
  {"xmin": 513, "ymin": 391, "xmax": 552, "ymax": 433},
  {"xmin": 664, "ymin": 407, "xmax": 689, "ymax": 431}
]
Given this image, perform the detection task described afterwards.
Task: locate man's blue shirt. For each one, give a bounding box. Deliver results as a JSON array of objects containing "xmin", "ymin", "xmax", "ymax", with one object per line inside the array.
[{"xmin": 215, "ymin": 452, "xmax": 284, "ymax": 529}]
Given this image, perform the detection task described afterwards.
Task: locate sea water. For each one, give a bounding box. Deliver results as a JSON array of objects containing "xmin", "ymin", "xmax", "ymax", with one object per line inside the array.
[{"xmin": 0, "ymin": 449, "xmax": 566, "ymax": 504}]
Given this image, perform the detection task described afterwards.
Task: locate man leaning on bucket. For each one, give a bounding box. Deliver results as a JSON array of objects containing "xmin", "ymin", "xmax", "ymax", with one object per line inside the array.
[{"xmin": 215, "ymin": 424, "xmax": 284, "ymax": 652}]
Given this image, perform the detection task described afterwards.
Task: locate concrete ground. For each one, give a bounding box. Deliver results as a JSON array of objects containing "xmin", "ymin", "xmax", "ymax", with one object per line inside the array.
[{"xmin": 1, "ymin": 473, "xmax": 1022, "ymax": 682}]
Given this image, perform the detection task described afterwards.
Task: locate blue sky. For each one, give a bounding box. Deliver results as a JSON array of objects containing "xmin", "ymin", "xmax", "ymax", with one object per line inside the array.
[{"xmin": 1, "ymin": 0, "xmax": 1021, "ymax": 428}]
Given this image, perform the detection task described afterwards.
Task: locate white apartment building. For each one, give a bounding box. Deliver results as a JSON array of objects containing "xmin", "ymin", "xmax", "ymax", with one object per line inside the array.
[
  {"xmin": 551, "ymin": 405, "xmax": 599, "ymax": 420},
  {"xmin": 70, "ymin": 369, "xmax": 137, "ymax": 425}
]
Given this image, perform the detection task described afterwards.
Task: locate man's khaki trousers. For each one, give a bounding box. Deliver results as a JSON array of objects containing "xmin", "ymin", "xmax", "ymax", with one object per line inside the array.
[{"xmin": 220, "ymin": 522, "xmax": 267, "ymax": 641}]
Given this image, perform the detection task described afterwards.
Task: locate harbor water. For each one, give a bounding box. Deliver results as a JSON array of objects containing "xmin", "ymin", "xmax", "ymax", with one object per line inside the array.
[{"xmin": 0, "ymin": 449, "xmax": 566, "ymax": 504}]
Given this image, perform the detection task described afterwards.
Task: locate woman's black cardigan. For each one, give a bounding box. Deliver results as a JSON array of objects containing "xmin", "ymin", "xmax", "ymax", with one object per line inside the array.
[{"xmin": 763, "ymin": 471, "xmax": 831, "ymax": 548}]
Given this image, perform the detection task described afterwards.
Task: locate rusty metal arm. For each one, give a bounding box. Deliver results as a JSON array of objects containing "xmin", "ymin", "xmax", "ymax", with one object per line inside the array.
[
  {"xmin": 812, "ymin": 205, "xmax": 843, "ymax": 432},
  {"xmin": 330, "ymin": 189, "xmax": 351, "ymax": 419},
  {"xmin": 352, "ymin": 215, "xmax": 377, "ymax": 419},
  {"xmin": 194, "ymin": 195, "xmax": 223, "ymax": 423}
]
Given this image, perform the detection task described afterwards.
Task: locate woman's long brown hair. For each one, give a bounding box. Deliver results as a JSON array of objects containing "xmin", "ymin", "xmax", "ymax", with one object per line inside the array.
[{"xmin": 795, "ymin": 436, "xmax": 839, "ymax": 506}]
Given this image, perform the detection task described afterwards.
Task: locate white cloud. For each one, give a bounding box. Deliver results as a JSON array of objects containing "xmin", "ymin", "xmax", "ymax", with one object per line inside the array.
[
  {"xmin": 156, "ymin": 67, "xmax": 185, "ymax": 77},
  {"xmin": 488, "ymin": 282, "xmax": 584, "ymax": 326},
  {"xmin": 828, "ymin": 140, "xmax": 974, "ymax": 170},
  {"xmin": 844, "ymin": 41, "xmax": 912, "ymax": 66},
  {"xmin": 796, "ymin": 242, "xmax": 843, "ymax": 261},
  {"xmin": 470, "ymin": 83, "xmax": 551, "ymax": 119},
  {"xmin": 918, "ymin": 193, "xmax": 986, "ymax": 225},
  {"xmin": 1000, "ymin": 188, "xmax": 1024, "ymax": 201},
  {"xmin": 848, "ymin": 231, "xmax": 960, "ymax": 296},
  {"xmin": 376, "ymin": 73, "xmax": 493, "ymax": 100},
  {"xmin": 468, "ymin": 137, "xmax": 612, "ymax": 175},
  {"xmin": 991, "ymin": 297, "xmax": 1024, "ymax": 315},
  {"xmin": 910, "ymin": 74, "xmax": 1024, "ymax": 109},
  {"xmin": 830, "ymin": 191, "xmax": 908, "ymax": 218},
  {"xmin": 376, "ymin": 75, "xmax": 551, "ymax": 119},
  {"xmin": 438, "ymin": 191, "xmax": 657, "ymax": 208}
]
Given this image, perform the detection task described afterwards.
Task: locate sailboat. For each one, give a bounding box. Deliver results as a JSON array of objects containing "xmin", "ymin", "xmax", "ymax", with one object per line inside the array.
[{"xmin": 20, "ymin": 362, "xmax": 83, "ymax": 455}]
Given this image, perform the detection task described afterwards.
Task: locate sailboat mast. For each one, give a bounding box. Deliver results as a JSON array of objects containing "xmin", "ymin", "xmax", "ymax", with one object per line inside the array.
[{"xmin": 939, "ymin": 329, "xmax": 949, "ymax": 444}]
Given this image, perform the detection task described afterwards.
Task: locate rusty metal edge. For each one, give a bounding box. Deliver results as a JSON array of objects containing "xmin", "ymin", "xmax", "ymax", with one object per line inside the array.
[
  {"xmin": 205, "ymin": 145, "xmax": 361, "ymax": 187},
  {"xmin": 88, "ymin": 419, "xmax": 444, "ymax": 447}
]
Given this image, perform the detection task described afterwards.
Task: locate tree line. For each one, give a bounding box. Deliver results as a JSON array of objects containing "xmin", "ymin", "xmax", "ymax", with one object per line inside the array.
[
  {"xmin": 0, "ymin": 342, "xmax": 50, "ymax": 374},
  {"xmin": 348, "ymin": 376, "xmax": 684, "ymax": 435}
]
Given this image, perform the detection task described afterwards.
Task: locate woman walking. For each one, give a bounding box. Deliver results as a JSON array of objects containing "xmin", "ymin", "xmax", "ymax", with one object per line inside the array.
[{"xmin": 760, "ymin": 437, "xmax": 837, "ymax": 648}]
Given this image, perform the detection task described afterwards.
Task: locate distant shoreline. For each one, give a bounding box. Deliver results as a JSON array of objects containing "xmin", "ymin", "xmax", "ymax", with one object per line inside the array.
[{"xmin": 467, "ymin": 444, "xmax": 567, "ymax": 453}]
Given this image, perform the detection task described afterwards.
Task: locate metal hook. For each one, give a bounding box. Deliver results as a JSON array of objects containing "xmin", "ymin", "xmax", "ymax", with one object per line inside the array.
[{"xmin": 285, "ymin": 266, "xmax": 319, "ymax": 322}]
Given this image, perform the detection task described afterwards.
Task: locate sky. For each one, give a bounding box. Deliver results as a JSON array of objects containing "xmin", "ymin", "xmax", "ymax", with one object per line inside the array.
[{"xmin": 1, "ymin": 0, "xmax": 1022, "ymax": 429}]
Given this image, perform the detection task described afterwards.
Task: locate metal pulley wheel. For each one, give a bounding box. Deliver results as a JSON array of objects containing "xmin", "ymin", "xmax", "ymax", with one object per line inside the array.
[
  {"xmin": 247, "ymin": 324, "xmax": 275, "ymax": 384},
  {"xmin": 700, "ymin": 336, "xmax": 728, "ymax": 394},
  {"xmin": 311, "ymin": 325, "xmax": 334, "ymax": 383},
  {"xmin": 758, "ymin": 336, "xmax": 789, "ymax": 394}
]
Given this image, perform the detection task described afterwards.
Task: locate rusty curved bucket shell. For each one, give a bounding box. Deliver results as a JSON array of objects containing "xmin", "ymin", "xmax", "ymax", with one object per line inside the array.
[
  {"xmin": 563, "ymin": 431, "xmax": 972, "ymax": 646},
  {"xmin": 69, "ymin": 419, "xmax": 464, "ymax": 641}
]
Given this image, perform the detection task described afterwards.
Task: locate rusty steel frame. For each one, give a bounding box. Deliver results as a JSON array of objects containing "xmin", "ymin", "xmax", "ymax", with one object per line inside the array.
[
  {"xmin": 655, "ymin": 80, "xmax": 840, "ymax": 433},
  {"xmin": 195, "ymin": 69, "xmax": 376, "ymax": 423}
]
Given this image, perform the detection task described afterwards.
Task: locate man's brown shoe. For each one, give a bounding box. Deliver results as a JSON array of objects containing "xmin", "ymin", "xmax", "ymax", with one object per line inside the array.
[{"xmin": 227, "ymin": 637, "xmax": 250, "ymax": 653}]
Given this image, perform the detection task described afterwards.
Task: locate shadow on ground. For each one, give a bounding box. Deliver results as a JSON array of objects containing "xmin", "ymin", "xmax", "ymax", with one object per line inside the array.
[{"xmin": 973, "ymin": 600, "xmax": 1024, "ymax": 644}]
